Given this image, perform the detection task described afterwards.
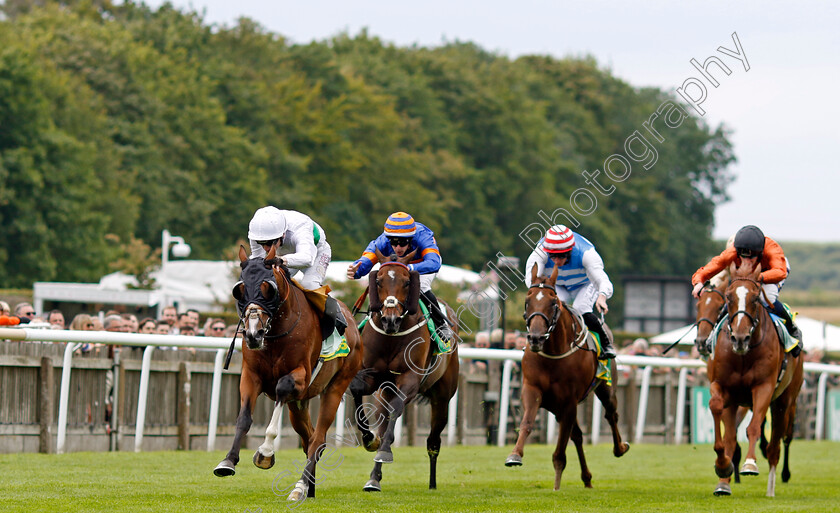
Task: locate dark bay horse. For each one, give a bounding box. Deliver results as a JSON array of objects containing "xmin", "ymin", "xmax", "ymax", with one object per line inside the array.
[
  {"xmin": 350, "ymin": 249, "xmax": 459, "ymax": 492},
  {"xmin": 505, "ymin": 264, "xmax": 629, "ymax": 489},
  {"xmin": 708, "ymin": 260, "xmax": 803, "ymax": 497},
  {"xmin": 214, "ymin": 245, "xmax": 362, "ymax": 502}
]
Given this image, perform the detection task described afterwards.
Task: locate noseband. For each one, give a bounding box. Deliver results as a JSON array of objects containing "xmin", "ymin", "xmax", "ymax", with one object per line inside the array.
[{"xmin": 523, "ymin": 283, "xmax": 560, "ymax": 343}]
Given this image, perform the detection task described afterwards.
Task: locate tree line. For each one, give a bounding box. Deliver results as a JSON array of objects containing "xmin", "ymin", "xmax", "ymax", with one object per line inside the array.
[{"xmin": 0, "ymin": 1, "xmax": 735, "ymax": 290}]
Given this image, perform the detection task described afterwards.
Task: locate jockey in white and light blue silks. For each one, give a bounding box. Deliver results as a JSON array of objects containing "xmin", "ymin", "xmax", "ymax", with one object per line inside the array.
[
  {"xmin": 523, "ymin": 224, "xmax": 617, "ymax": 358},
  {"xmin": 346, "ymin": 212, "xmax": 453, "ymax": 340}
]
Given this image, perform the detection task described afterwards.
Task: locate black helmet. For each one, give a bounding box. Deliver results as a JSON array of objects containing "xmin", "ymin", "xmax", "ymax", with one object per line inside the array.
[{"xmin": 734, "ymin": 225, "xmax": 765, "ymax": 253}]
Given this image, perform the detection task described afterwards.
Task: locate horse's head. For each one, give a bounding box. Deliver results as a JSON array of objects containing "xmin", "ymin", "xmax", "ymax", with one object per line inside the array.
[
  {"xmin": 523, "ymin": 263, "xmax": 561, "ymax": 353},
  {"xmin": 725, "ymin": 259, "xmax": 763, "ymax": 355},
  {"xmin": 233, "ymin": 245, "xmax": 286, "ymax": 350},
  {"xmin": 368, "ymin": 248, "xmax": 420, "ymax": 334},
  {"xmin": 695, "ymin": 284, "xmax": 726, "ymax": 356}
]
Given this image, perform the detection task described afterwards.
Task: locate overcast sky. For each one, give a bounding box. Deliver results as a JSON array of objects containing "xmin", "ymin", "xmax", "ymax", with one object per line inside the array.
[{"xmin": 143, "ymin": 0, "xmax": 839, "ymax": 242}]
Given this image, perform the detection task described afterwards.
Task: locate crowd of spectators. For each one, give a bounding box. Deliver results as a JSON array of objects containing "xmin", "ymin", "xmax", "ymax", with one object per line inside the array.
[{"xmin": 0, "ymin": 301, "xmax": 233, "ymax": 353}]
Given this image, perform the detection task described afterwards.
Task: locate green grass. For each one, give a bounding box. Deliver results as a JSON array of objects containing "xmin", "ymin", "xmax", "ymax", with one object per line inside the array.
[{"xmin": 1, "ymin": 442, "xmax": 839, "ymax": 512}]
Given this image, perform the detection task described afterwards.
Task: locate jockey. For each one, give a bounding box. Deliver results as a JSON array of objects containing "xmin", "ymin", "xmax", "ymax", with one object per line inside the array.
[
  {"xmin": 346, "ymin": 212, "xmax": 454, "ymax": 340},
  {"xmin": 524, "ymin": 225, "xmax": 617, "ymax": 359},
  {"xmin": 248, "ymin": 206, "xmax": 346, "ymax": 335},
  {"xmin": 691, "ymin": 225, "xmax": 801, "ymax": 356}
]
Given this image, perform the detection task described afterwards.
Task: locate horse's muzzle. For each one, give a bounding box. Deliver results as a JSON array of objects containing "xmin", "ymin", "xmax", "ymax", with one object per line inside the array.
[
  {"xmin": 244, "ymin": 330, "xmax": 265, "ymax": 350},
  {"xmin": 730, "ymin": 333, "xmax": 750, "ymax": 355},
  {"xmin": 382, "ymin": 315, "xmax": 400, "ymax": 334},
  {"xmin": 527, "ymin": 333, "xmax": 545, "ymax": 353}
]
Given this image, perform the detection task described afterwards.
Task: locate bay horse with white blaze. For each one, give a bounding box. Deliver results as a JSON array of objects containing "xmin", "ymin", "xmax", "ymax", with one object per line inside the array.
[
  {"xmin": 350, "ymin": 249, "xmax": 459, "ymax": 492},
  {"xmin": 505, "ymin": 264, "xmax": 629, "ymax": 489},
  {"xmin": 213, "ymin": 245, "xmax": 362, "ymax": 502},
  {"xmin": 707, "ymin": 259, "xmax": 803, "ymax": 497}
]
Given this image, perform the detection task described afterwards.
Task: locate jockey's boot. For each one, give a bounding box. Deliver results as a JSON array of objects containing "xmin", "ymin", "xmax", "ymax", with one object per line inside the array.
[
  {"xmin": 324, "ymin": 296, "xmax": 347, "ymax": 336},
  {"xmin": 583, "ymin": 312, "xmax": 616, "ymax": 359},
  {"xmin": 772, "ymin": 300, "xmax": 802, "ymax": 357},
  {"xmin": 421, "ymin": 290, "xmax": 454, "ymax": 341}
]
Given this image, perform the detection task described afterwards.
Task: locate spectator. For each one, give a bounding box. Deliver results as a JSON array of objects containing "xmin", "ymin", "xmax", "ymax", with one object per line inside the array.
[
  {"xmin": 121, "ymin": 313, "xmax": 139, "ymax": 333},
  {"xmin": 103, "ymin": 315, "xmax": 126, "ymax": 333},
  {"xmin": 90, "ymin": 317, "xmax": 104, "ymax": 331},
  {"xmin": 176, "ymin": 313, "xmax": 194, "ymax": 334},
  {"xmin": 160, "ymin": 306, "xmax": 178, "ymax": 327},
  {"xmin": 621, "ymin": 337, "xmax": 650, "ymax": 356},
  {"xmin": 205, "ymin": 318, "xmax": 227, "ymax": 337},
  {"xmin": 155, "ymin": 321, "xmax": 172, "ymax": 335},
  {"xmin": 186, "ymin": 309, "xmax": 201, "ymax": 332},
  {"xmin": 138, "ymin": 318, "xmax": 157, "ymax": 334},
  {"xmin": 47, "ymin": 309, "xmax": 65, "ymax": 330},
  {"xmin": 1, "ymin": 300, "xmax": 21, "ymax": 326},
  {"xmin": 14, "ymin": 303, "xmax": 36, "ymax": 324},
  {"xmin": 179, "ymin": 325, "xmax": 196, "ymax": 337},
  {"xmin": 69, "ymin": 314, "xmax": 96, "ymax": 331}
]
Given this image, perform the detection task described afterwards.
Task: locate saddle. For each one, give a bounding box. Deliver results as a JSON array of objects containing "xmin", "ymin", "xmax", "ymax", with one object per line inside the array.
[{"xmin": 706, "ymin": 308, "xmax": 800, "ymax": 360}]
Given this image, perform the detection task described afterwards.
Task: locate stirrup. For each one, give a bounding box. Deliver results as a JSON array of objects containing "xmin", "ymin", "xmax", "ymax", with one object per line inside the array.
[{"xmin": 600, "ymin": 345, "xmax": 617, "ymax": 359}]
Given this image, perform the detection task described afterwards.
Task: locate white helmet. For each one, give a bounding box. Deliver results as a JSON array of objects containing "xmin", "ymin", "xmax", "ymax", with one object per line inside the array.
[{"xmin": 248, "ymin": 206, "xmax": 287, "ymax": 241}]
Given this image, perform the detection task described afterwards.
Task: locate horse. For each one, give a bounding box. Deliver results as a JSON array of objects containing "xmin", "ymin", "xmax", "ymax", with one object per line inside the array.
[
  {"xmin": 505, "ymin": 264, "xmax": 629, "ymax": 489},
  {"xmin": 213, "ymin": 245, "xmax": 362, "ymax": 502},
  {"xmin": 349, "ymin": 248, "xmax": 459, "ymax": 492},
  {"xmin": 707, "ymin": 259, "xmax": 803, "ymax": 497}
]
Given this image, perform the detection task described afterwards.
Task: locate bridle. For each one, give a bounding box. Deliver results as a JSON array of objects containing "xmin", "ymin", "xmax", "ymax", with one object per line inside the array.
[
  {"xmin": 697, "ymin": 286, "xmax": 726, "ymax": 329},
  {"xmin": 367, "ymin": 261, "xmax": 426, "ymax": 336},
  {"xmin": 237, "ymin": 262, "xmax": 299, "ymax": 340},
  {"xmin": 523, "ymin": 283, "xmax": 560, "ymax": 343},
  {"xmin": 726, "ymin": 276, "xmax": 766, "ymax": 345}
]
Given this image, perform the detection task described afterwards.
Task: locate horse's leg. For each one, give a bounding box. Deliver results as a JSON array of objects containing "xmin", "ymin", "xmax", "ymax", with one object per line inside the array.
[
  {"xmin": 741, "ymin": 382, "xmax": 774, "ymax": 477},
  {"xmin": 426, "ymin": 364, "xmax": 458, "ymax": 490},
  {"xmin": 570, "ymin": 419, "xmax": 592, "ymax": 488},
  {"xmin": 781, "ymin": 400, "xmax": 796, "ymax": 483},
  {"xmin": 214, "ymin": 369, "xmax": 260, "ymax": 477},
  {"xmin": 286, "ymin": 400, "xmax": 314, "ymax": 457},
  {"xmin": 733, "ymin": 405, "xmax": 750, "ymax": 484},
  {"xmin": 254, "ymin": 400, "xmax": 282, "ymax": 470},
  {"xmin": 593, "ymin": 378, "xmax": 629, "ymax": 457},
  {"xmin": 552, "ymin": 407, "xmax": 576, "ymax": 490},
  {"xmin": 374, "ymin": 377, "xmax": 419, "ymax": 463},
  {"xmin": 709, "ymin": 382, "xmax": 735, "ymax": 495},
  {"xmin": 350, "ymin": 370, "xmax": 381, "ymax": 452},
  {"xmin": 287, "ymin": 384, "xmax": 348, "ymax": 502},
  {"xmin": 363, "ymin": 399, "xmax": 390, "ymax": 492},
  {"xmin": 505, "ymin": 383, "xmax": 542, "ymax": 467}
]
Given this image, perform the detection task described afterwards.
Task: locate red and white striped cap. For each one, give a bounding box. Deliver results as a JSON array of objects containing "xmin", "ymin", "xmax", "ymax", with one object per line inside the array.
[{"xmin": 543, "ymin": 225, "xmax": 575, "ymax": 254}]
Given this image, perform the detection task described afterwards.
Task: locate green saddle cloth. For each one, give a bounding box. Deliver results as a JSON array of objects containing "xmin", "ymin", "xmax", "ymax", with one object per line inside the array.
[
  {"xmin": 587, "ymin": 330, "xmax": 612, "ymax": 386},
  {"xmin": 320, "ymin": 329, "xmax": 350, "ymax": 361}
]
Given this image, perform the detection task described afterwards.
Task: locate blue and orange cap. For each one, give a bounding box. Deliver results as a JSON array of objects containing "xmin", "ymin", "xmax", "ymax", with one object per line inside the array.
[{"xmin": 383, "ymin": 212, "xmax": 416, "ymax": 237}]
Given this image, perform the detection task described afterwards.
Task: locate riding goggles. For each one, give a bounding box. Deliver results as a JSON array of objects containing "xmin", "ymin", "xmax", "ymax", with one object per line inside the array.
[
  {"xmin": 737, "ymin": 249, "xmax": 760, "ymax": 258},
  {"xmin": 388, "ymin": 237, "xmax": 411, "ymax": 247}
]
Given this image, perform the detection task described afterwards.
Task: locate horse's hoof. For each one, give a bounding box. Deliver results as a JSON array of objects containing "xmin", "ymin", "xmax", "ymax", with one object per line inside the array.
[
  {"xmin": 374, "ymin": 450, "xmax": 393, "ymax": 463},
  {"xmin": 715, "ymin": 462, "xmax": 734, "ymax": 478},
  {"xmin": 782, "ymin": 468, "xmax": 791, "ymax": 483},
  {"xmin": 614, "ymin": 442, "xmax": 630, "ymax": 457},
  {"xmin": 505, "ymin": 454, "xmax": 523, "ymax": 467},
  {"xmin": 364, "ymin": 435, "xmax": 381, "ymax": 452},
  {"xmin": 363, "ymin": 479, "xmax": 382, "ymax": 492},
  {"xmin": 253, "ymin": 450, "xmax": 275, "ymax": 470},
  {"xmin": 213, "ymin": 460, "xmax": 236, "ymax": 477},
  {"xmin": 714, "ymin": 483, "xmax": 732, "ymax": 496},
  {"xmin": 740, "ymin": 458, "xmax": 759, "ymax": 476},
  {"xmin": 287, "ymin": 480, "xmax": 308, "ymax": 502}
]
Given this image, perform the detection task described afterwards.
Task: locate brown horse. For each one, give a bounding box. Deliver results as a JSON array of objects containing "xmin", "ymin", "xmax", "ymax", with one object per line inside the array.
[
  {"xmin": 695, "ymin": 280, "xmax": 727, "ymax": 357},
  {"xmin": 349, "ymin": 249, "xmax": 459, "ymax": 492},
  {"xmin": 505, "ymin": 264, "xmax": 629, "ymax": 489},
  {"xmin": 213, "ymin": 245, "xmax": 362, "ymax": 502},
  {"xmin": 707, "ymin": 259, "xmax": 803, "ymax": 497}
]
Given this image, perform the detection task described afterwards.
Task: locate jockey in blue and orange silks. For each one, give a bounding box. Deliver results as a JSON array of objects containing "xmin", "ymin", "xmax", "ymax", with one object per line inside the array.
[
  {"xmin": 346, "ymin": 212, "xmax": 453, "ymax": 340},
  {"xmin": 524, "ymin": 224, "xmax": 617, "ymax": 359}
]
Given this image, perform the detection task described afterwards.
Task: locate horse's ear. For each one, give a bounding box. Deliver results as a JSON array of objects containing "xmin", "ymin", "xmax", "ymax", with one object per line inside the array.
[
  {"xmin": 530, "ymin": 263, "xmax": 539, "ymax": 284},
  {"xmin": 398, "ymin": 249, "xmax": 418, "ymax": 265},
  {"xmin": 232, "ymin": 281, "xmax": 244, "ymax": 301},
  {"xmin": 728, "ymin": 261, "xmax": 738, "ymax": 278},
  {"xmin": 239, "ymin": 245, "xmax": 248, "ymax": 263},
  {"xmin": 374, "ymin": 247, "xmax": 386, "ymax": 264},
  {"xmin": 548, "ymin": 264, "xmax": 559, "ymax": 287},
  {"xmin": 753, "ymin": 262, "xmax": 763, "ymax": 279},
  {"xmin": 266, "ymin": 244, "xmax": 276, "ymax": 261},
  {"xmin": 261, "ymin": 280, "xmax": 277, "ymax": 300},
  {"xmin": 368, "ymin": 271, "xmax": 382, "ymax": 312},
  {"xmin": 406, "ymin": 271, "xmax": 421, "ymax": 315}
]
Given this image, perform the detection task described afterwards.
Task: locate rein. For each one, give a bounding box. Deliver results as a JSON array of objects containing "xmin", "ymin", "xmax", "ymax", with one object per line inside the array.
[
  {"xmin": 264, "ymin": 270, "xmax": 301, "ymax": 339},
  {"xmin": 366, "ymin": 260, "xmax": 416, "ymax": 335},
  {"xmin": 726, "ymin": 277, "xmax": 768, "ymax": 348},
  {"xmin": 524, "ymin": 283, "xmax": 587, "ymax": 359}
]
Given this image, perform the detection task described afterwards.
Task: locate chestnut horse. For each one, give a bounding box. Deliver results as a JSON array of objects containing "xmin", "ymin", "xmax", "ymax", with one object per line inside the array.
[
  {"xmin": 213, "ymin": 245, "xmax": 362, "ymax": 502},
  {"xmin": 350, "ymin": 249, "xmax": 459, "ymax": 492},
  {"xmin": 695, "ymin": 279, "xmax": 727, "ymax": 357},
  {"xmin": 505, "ymin": 264, "xmax": 629, "ymax": 489},
  {"xmin": 707, "ymin": 260, "xmax": 803, "ymax": 497}
]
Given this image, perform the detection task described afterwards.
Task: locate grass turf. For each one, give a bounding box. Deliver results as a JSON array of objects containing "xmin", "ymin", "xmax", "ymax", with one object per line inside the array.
[{"xmin": 1, "ymin": 441, "xmax": 839, "ymax": 512}]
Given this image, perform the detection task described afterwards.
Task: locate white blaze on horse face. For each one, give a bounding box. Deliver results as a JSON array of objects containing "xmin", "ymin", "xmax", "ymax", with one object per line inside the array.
[
  {"xmin": 705, "ymin": 297, "xmax": 712, "ymax": 305},
  {"xmin": 735, "ymin": 286, "xmax": 748, "ymax": 325},
  {"xmin": 388, "ymin": 270, "xmax": 396, "ymax": 280},
  {"xmin": 536, "ymin": 291, "xmax": 544, "ymax": 302}
]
